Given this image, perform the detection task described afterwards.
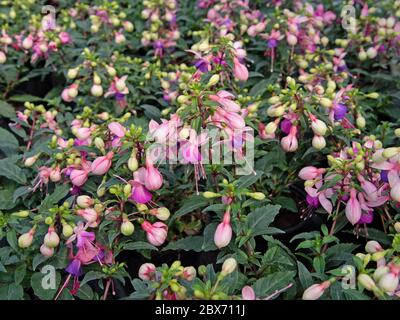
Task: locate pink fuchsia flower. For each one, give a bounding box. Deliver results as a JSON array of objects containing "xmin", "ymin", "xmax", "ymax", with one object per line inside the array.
[
  {"xmin": 148, "ymin": 114, "xmax": 181, "ymax": 144},
  {"xmin": 302, "ymin": 281, "xmax": 331, "ymax": 300},
  {"xmin": 70, "ymin": 168, "xmax": 89, "ymax": 187},
  {"xmin": 138, "ymin": 263, "xmax": 156, "ymax": 280},
  {"xmin": 213, "ymin": 107, "xmax": 245, "ymax": 130},
  {"xmin": 281, "ymin": 126, "xmax": 299, "ymax": 152},
  {"xmin": 179, "ymin": 129, "xmax": 209, "ymax": 164},
  {"xmin": 59, "ymin": 31, "xmax": 71, "ymax": 44},
  {"xmin": 105, "ymin": 76, "xmax": 129, "ymax": 108},
  {"xmin": 144, "ymin": 159, "xmax": 163, "ymax": 191},
  {"xmin": 141, "ymin": 221, "xmax": 168, "ymax": 246},
  {"xmin": 214, "ymin": 210, "xmax": 233, "ymax": 248},
  {"xmin": 232, "ymin": 56, "xmax": 248, "ymax": 81},
  {"xmin": 305, "ymin": 178, "xmax": 334, "ymax": 214},
  {"xmin": 129, "ymin": 168, "xmax": 153, "ymax": 204},
  {"xmin": 61, "ymin": 83, "xmax": 79, "ymax": 102},
  {"xmin": 108, "ymin": 122, "xmax": 126, "ymax": 138},
  {"xmin": 91, "ymin": 151, "xmax": 114, "ymax": 175},
  {"xmin": 209, "ymin": 90, "xmax": 241, "ymax": 113},
  {"xmin": 345, "ymin": 189, "xmax": 362, "ymax": 225},
  {"xmin": 76, "ymin": 208, "xmax": 98, "ymax": 224},
  {"xmin": 242, "ymin": 286, "xmax": 256, "ymax": 300},
  {"xmin": 299, "ymin": 166, "xmax": 326, "ymax": 180}
]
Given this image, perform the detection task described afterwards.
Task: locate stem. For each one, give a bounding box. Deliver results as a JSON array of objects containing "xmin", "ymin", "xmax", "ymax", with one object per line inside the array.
[
  {"xmin": 54, "ymin": 274, "xmax": 71, "ymax": 300},
  {"xmin": 263, "ymin": 283, "xmax": 293, "ymax": 300},
  {"xmin": 102, "ymin": 278, "xmax": 112, "ymax": 300}
]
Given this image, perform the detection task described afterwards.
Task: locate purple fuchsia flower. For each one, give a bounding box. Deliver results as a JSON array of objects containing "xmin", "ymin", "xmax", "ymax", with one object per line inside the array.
[
  {"xmin": 333, "ymin": 103, "xmax": 348, "ymax": 121},
  {"xmin": 306, "ymin": 195, "xmax": 319, "ymax": 208},
  {"xmin": 280, "ymin": 119, "xmax": 293, "ymax": 134},
  {"xmin": 105, "ymin": 76, "xmax": 129, "ymax": 108},
  {"xmin": 129, "ymin": 167, "xmax": 153, "ymax": 204}
]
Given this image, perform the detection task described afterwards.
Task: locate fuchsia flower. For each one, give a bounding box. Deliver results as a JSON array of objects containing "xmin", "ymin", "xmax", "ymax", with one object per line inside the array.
[
  {"xmin": 281, "ymin": 126, "xmax": 299, "ymax": 152},
  {"xmin": 346, "ymin": 189, "xmax": 362, "ymax": 225},
  {"xmin": 242, "ymin": 286, "xmax": 256, "ymax": 300},
  {"xmin": 232, "ymin": 56, "xmax": 248, "ymax": 81},
  {"xmin": 299, "ymin": 167, "xmax": 326, "ymax": 180},
  {"xmin": 141, "ymin": 221, "xmax": 168, "ymax": 246},
  {"xmin": 144, "ymin": 159, "xmax": 163, "ymax": 191},
  {"xmin": 129, "ymin": 168, "xmax": 153, "ymax": 204},
  {"xmin": 91, "ymin": 151, "xmax": 114, "ymax": 175},
  {"xmin": 138, "ymin": 263, "xmax": 156, "ymax": 280},
  {"xmin": 209, "ymin": 90, "xmax": 241, "ymax": 113},
  {"xmin": 214, "ymin": 210, "xmax": 232, "ymax": 248},
  {"xmin": 105, "ymin": 76, "xmax": 129, "ymax": 108}
]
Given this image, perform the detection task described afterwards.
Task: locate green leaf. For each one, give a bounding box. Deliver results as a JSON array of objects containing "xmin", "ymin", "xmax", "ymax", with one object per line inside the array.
[
  {"xmin": 246, "ymin": 205, "xmax": 281, "ymax": 238},
  {"xmin": 0, "ymin": 186, "xmax": 16, "ymax": 210},
  {"xmin": 0, "ymin": 158, "xmax": 26, "ymax": 184},
  {"xmin": 76, "ymin": 284, "xmax": 94, "ymax": 300},
  {"xmin": 253, "ymin": 271, "xmax": 296, "ymax": 298},
  {"xmin": 38, "ymin": 184, "xmax": 70, "ymax": 213},
  {"xmin": 313, "ymin": 256, "xmax": 325, "ymax": 275},
  {"xmin": 31, "ymin": 271, "xmax": 61, "ymax": 300},
  {"xmin": 236, "ymin": 171, "xmax": 263, "ymax": 189},
  {"xmin": 9, "ymin": 94, "xmax": 43, "ymax": 102},
  {"xmin": 169, "ymin": 196, "xmax": 208, "ymax": 223},
  {"xmin": 297, "ymin": 261, "xmax": 312, "ymax": 290},
  {"xmin": 80, "ymin": 271, "xmax": 106, "ymax": 286},
  {"xmin": 141, "ymin": 104, "xmax": 161, "ymax": 120},
  {"xmin": 0, "ymin": 127, "xmax": 19, "ymax": 156},
  {"xmin": 14, "ymin": 263, "xmax": 26, "ymax": 285},
  {"xmin": 122, "ymin": 241, "xmax": 158, "ymax": 251},
  {"xmin": 162, "ymin": 236, "xmax": 203, "ymax": 252},
  {"xmin": 0, "ymin": 100, "xmax": 15, "ymax": 118},
  {"xmin": 0, "ymin": 283, "xmax": 24, "ymax": 300},
  {"xmin": 343, "ymin": 289, "xmax": 370, "ymax": 300}
]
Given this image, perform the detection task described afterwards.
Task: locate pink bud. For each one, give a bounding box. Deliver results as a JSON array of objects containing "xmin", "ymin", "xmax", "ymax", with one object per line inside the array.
[
  {"xmin": 108, "ymin": 122, "xmax": 126, "ymax": 138},
  {"xmin": 40, "ymin": 244, "xmax": 54, "ymax": 257},
  {"xmin": 242, "ymin": 286, "xmax": 256, "ymax": 300},
  {"xmin": 77, "ymin": 208, "xmax": 98, "ymax": 223},
  {"xmin": 144, "ymin": 159, "xmax": 163, "ymax": 191},
  {"xmin": 233, "ymin": 57, "xmax": 248, "ymax": 82},
  {"xmin": 141, "ymin": 221, "xmax": 168, "ymax": 246},
  {"xmin": 345, "ymin": 189, "xmax": 362, "ymax": 225},
  {"xmin": 281, "ymin": 126, "xmax": 298, "ymax": 152},
  {"xmin": 302, "ymin": 281, "xmax": 330, "ymax": 300},
  {"xmin": 91, "ymin": 151, "xmax": 114, "ymax": 175},
  {"xmin": 138, "ymin": 263, "xmax": 156, "ymax": 280},
  {"xmin": 44, "ymin": 227, "xmax": 60, "ymax": 248},
  {"xmin": 70, "ymin": 169, "xmax": 89, "ymax": 186},
  {"xmin": 182, "ymin": 266, "xmax": 196, "ymax": 281},
  {"xmin": 50, "ymin": 167, "xmax": 61, "ymax": 182},
  {"xmin": 214, "ymin": 211, "xmax": 232, "ymax": 248},
  {"xmin": 286, "ymin": 33, "xmax": 298, "ymax": 46},
  {"xmin": 74, "ymin": 127, "xmax": 91, "ymax": 140},
  {"xmin": 59, "ymin": 31, "xmax": 71, "ymax": 44},
  {"xmin": 390, "ymin": 182, "xmax": 400, "ymax": 202},
  {"xmin": 298, "ymin": 167, "xmax": 325, "ymax": 180}
]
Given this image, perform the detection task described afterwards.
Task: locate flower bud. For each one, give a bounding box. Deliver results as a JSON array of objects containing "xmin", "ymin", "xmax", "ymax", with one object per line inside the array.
[
  {"xmin": 357, "ymin": 274, "xmax": 376, "ymax": 291},
  {"xmin": 67, "ymin": 68, "xmax": 79, "ymax": 79},
  {"xmin": 312, "ymin": 135, "xmax": 326, "ymax": 150},
  {"xmin": 265, "ymin": 121, "xmax": 278, "ymax": 134},
  {"xmin": 0, "ymin": 51, "xmax": 6, "ymax": 64},
  {"xmin": 128, "ymin": 156, "xmax": 139, "ymax": 172},
  {"xmin": 382, "ymin": 147, "xmax": 399, "ymax": 159},
  {"xmin": 311, "ymin": 119, "xmax": 327, "ymax": 136},
  {"xmin": 121, "ymin": 216, "xmax": 135, "ymax": 236},
  {"xmin": 302, "ymin": 281, "xmax": 330, "ymax": 300},
  {"xmin": 365, "ymin": 240, "xmax": 382, "ymax": 253},
  {"xmin": 246, "ymin": 192, "xmax": 266, "ymax": 200},
  {"xmin": 268, "ymin": 96, "xmax": 280, "ymax": 104},
  {"xmin": 138, "ymin": 263, "xmax": 156, "ymax": 280},
  {"xmin": 155, "ymin": 207, "xmax": 170, "ymax": 221},
  {"xmin": 182, "ymin": 266, "xmax": 196, "ymax": 281},
  {"xmin": 320, "ymin": 97, "xmax": 332, "ymax": 108},
  {"xmin": 207, "ymin": 74, "xmax": 220, "ymax": 87},
  {"xmin": 44, "ymin": 227, "xmax": 60, "ymax": 248},
  {"xmin": 367, "ymin": 47, "xmax": 378, "ymax": 59},
  {"xmin": 221, "ymin": 258, "xmax": 237, "ymax": 276},
  {"xmin": 91, "ymin": 84, "xmax": 103, "ymax": 97},
  {"xmin": 76, "ymin": 195, "xmax": 94, "ymax": 208},
  {"xmin": 378, "ymin": 272, "xmax": 399, "ymax": 293},
  {"xmin": 18, "ymin": 227, "xmax": 35, "ymax": 248},
  {"xmin": 40, "ymin": 244, "xmax": 54, "ymax": 257},
  {"xmin": 62, "ymin": 223, "xmax": 74, "ymax": 238},
  {"xmin": 12, "ymin": 210, "xmax": 29, "ymax": 218},
  {"xmin": 356, "ymin": 116, "xmax": 366, "ymax": 129},
  {"xmin": 203, "ymin": 191, "xmax": 221, "ymax": 198},
  {"xmin": 394, "ymin": 222, "xmax": 400, "ymax": 233},
  {"xmin": 24, "ymin": 154, "xmax": 39, "ymax": 167},
  {"xmin": 373, "ymin": 266, "xmax": 389, "ymax": 282}
]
